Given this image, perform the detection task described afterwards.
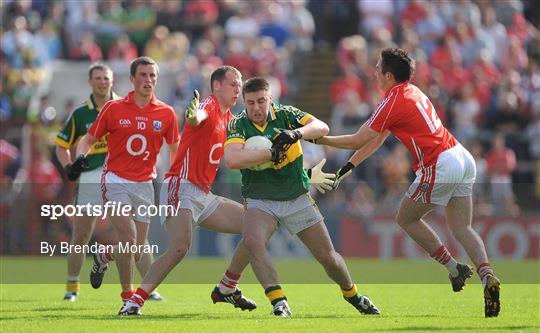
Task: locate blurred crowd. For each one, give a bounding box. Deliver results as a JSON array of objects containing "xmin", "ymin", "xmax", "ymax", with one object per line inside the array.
[{"xmin": 1, "ymin": 0, "xmax": 539, "ymax": 251}]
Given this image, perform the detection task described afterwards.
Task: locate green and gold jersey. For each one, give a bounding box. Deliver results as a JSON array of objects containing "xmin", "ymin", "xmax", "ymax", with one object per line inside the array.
[
  {"xmin": 55, "ymin": 93, "xmax": 119, "ymax": 171},
  {"xmin": 225, "ymin": 103, "xmax": 313, "ymax": 201}
]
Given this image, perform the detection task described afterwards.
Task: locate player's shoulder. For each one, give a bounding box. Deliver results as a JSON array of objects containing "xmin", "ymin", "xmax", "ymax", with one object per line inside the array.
[
  {"xmin": 227, "ymin": 110, "xmax": 249, "ymax": 133},
  {"xmin": 199, "ymin": 95, "xmax": 217, "ymax": 112},
  {"xmin": 101, "ymin": 98, "xmax": 124, "ymax": 111},
  {"xmin": 70, "ymin": 101, "xmax": 88, "ymax": 117},
  {"xmin": 275, "ymin": 103, "xmax": 304, "ymax": 114}
]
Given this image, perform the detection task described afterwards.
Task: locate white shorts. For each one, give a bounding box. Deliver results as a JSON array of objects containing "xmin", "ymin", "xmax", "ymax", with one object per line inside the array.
[
  {"xmin": 246, "ymin": 193, "xmax": 323, "ymax": 235},
  {"xmin": 160, "ymin": 176, "xmax": 222, "ymax": 226},
  {"xmin": 407, "ymin": 144, "xmax": 476, "ymax": 206},
  {"xmin": 76, "ymin": 168, "xmax": 103, "ymax": 208},
  {"xmin": 102, "ymin": 171, "xmax": 154, "ymax": 223}
]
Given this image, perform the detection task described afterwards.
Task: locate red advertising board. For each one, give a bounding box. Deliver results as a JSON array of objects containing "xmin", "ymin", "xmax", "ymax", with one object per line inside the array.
[{"xmin": 340, "ymin": 216, "xmax": 540, "ymax": 259}]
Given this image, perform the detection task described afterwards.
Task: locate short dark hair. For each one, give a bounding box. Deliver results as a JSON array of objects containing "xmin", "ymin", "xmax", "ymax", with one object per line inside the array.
[
  {"xmin": 130, "ymin": 56, "xmax": 158, "ymax": 76},
  {"xmin": 380, "ymin": 48, "xmax": 415, "ymax": 83},
  {"xmin": 88, "ymin": 63, "xmax": 112, "ymax": 79},
  {"xmin": 242, "ymin": 77, "xmax": 270, "ymax": 96},
  {"xmin": 210, "ymin": 66, "xmax": 241, "ymax": 92}
]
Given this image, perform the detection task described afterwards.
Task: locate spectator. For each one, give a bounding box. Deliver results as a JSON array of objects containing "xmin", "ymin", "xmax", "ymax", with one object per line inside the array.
[
  {"xmin": 259, "ymin": 2, "xmax": 291, "ymax": 49},
  {"xmin": 450, "ymin": 83, "xmax": 480, "ymax": 143},
  {"xmin": 155, "ymin": 0, "xmax": 185, "ymax": 32},
  {"xmin": 124, "ymin": 0, "xmax": 156, "ymax": 54},
  {"xmin": 485, "ymin": 133, "xmax": 520, "ymax": 216},
  {"xmin": 285, "ymin": 0, "xmax": 315, "ymax": 52},
  {"xmin": 330, "ymin": 90, "xmax": 370, "ymax": 135},
  {"xmin": 69, "ymin": 31, "xmax": 102, "ymax": 62},
  {"xmin": 480, "ymin": 6, "xmax": 508, "ymax": 67},
  {"xmin": 143, "ymin": 25, "xmax": 169, "ymax": 63},
  {"xmin": 182, "ymin": 0, "xmax": 219, "ymax": 39},
  {"xmin": 415, "ymin": 1, "xmax": 446, "ymax": 56},
  {"xmin": 1, "ymin": 16, "xmax": 36, "ymax": 69},
  {"xmin": 358, "ymin": 0, "xmax": 394, "ymax": 37},
  {"xmin": 400, "ymin": 0, "xmax": 427, "ymax": 26},
  {"xmin": 34, "ymin": 19, "xmax": 62, "ymax": 64},
  {"xmin": 107, "ymin": 34, "xmax": 138, "ymax": 63},
  {"xmin": 224, "ymin": 3, "xmax": 259, "ymax": 43}
]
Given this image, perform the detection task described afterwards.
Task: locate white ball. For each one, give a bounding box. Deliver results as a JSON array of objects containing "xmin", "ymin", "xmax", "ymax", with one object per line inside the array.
[{"xmin": 244, "ymin": 136, "xmax": 273, "ymax": 171}]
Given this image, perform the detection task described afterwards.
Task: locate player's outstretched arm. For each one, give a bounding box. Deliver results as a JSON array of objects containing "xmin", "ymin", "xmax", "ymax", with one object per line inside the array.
[
  {"xmin": 349, "ymin": 130, "xmax": 390, "ymax": 166},
  {"xmin": 296, "ymin": 117, "xmax": 329, "ymax": 141},
  {"xmin": 224, "ymin": 142, "xmax": 273, "ymax": 169},
  {"xmin": 317, "ymin": 123, "xmax": 379, "ymax": 150},
  {"xmin": 332, "ymin": 130, "xmax": 390, "ymax": 189},
  {"xmin": 185, "ymin": 90, "xmax": 207, "ymax": 127}
]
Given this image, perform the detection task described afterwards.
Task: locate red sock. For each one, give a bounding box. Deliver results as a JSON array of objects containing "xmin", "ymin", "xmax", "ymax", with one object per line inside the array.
[
  {"xmin": 430, "ymin": 245, "xmax": 458, "ymax": 275},
  {"xmin": 99, "ymin": 251, "xmax": 114, "ymax": 264},
  {"xmin": 477, "ymin": 262, "xmax": 494, "ymax": 285},
  {"xmin": 430, "ymin": 245, "xmax": 453, "ymax": 265},
  {"xmin": 218, "ymin": 270, "xmax": 240, "ymax": 293},
  {"xmin": 132, "ymin": 288, "xmax": 150, "ymax": 306},
  {"xmin": 120, "ymin": 290, "xmax": 134, "ymax": 301}
]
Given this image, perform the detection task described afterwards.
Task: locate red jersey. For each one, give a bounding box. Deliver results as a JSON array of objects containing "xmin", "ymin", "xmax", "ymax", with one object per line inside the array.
[
  {"xmin": 166, "ymin": 95, "xmax": 232, "ymax": 192},
  {"xmin": 89, "ymin": 91, "xmax": 180, "ymax": 181},
  {"xmin": 366, "ymin": 82, "xmax": 457, "ymax": 171}
]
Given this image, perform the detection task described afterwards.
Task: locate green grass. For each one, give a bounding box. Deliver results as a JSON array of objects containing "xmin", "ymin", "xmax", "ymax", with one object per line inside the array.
[{"xmin": 1, "ymin": 258, "xmax": 539, "ymax": 332}]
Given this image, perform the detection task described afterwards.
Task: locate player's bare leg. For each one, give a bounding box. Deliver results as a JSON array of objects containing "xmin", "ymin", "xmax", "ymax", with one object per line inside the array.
[
  {"xmin": 396, "ymin": 197, "xmax": 440, "ymax": 252},
  {"xmin": 119, "ymin": 209, "xmax": 192, "ymax": 315},
  {"xmin": 135, "ymin": 241, "xmax": 164, "ymax": 301},
  {"xmin": 243, "ymin": 208, "xmax": 289, "ymax": 316},
  {"xmin": 64, "ymin": 214, "xmax": 96, "ymax": 301},
  {"xmin": 243, "ymin": 208, "xmax": 279, "ymax": 288},
  {"xmin": 396, "ymin": 197, "xmax": 470, "ymax": 287},
  {"xmin": 201, "ymin": 199, "xmax": 256, "ymax": 310},
  {"xmin": 446, "ymin": 196, "xmax": 488, "ymax": 266},
  {"xmin": 446, "ymin": 196, "xmax": 500, "ymax": 317},
  {"xmin": 109, "ymin": 212, "xmax": 149, "ymax": 298},
  {"xmin": 297, "ymin": 221, "xmax": 380, "ymax": 315},
  {"xmin": 141, "ymin": 209, "xmax": 193, "ymax": 292}
]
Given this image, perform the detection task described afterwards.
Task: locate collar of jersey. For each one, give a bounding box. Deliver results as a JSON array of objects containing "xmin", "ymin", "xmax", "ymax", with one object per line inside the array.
[
  {"xmin": 385, "ymin": 82, "xmax": 408, "ymax": 97},
  {"xmin": 251, "ymin": 104, "xmax": 277, "ymax": 132},
  {"xmin": 88, "ymin": 92, "xmax": 121, "ymax": 112},
  {"xmin": 124, "ymin": 90, "xmax": 158, "ymax": 106}
]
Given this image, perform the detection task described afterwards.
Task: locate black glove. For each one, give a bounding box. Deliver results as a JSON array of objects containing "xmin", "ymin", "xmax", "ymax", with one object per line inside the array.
[
  {"xmin": 269, "ymin": 145, "xmax": 287, "ymax": 165},
  {"xmin": 333, "ymin": 162, "xmax": 355, "ymax": 189},
  {"xmin": 272, "ymin": 128, "xmax": 302, "ymax": 152},
  {"xmin": 64, "ymin": 154, "xmax": 89, "ymax": 181}
]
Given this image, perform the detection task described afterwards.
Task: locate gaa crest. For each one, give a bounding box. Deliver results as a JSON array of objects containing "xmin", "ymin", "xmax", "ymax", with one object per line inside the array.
[{"xmin": 153, "ymin": 120, "xmax": 162, "ymax": 131}]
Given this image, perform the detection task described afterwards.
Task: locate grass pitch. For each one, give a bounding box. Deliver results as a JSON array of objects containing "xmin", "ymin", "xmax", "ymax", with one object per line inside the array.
[{"xmin": 1, "ymin": 258, "xmax": 539, "ymax": 333}]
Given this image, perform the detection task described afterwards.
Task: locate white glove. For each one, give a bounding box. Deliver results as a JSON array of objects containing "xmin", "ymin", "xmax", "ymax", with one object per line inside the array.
[{"xmin": 309, "ymin": 158, "xmax": 335, "ymax": 194}]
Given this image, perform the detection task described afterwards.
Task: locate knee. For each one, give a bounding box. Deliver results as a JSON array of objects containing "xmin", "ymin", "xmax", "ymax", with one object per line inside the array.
[
  {"xmin": 396, "ymin": 213, "xmax": 417, "ymax": 228},
  {"xmin": 243, "ymin": 234, "xmax": 266, "ymax": 254},
  {"xmin": 71, "ymin": 230, "xmax": 92, "ymax": 245}
]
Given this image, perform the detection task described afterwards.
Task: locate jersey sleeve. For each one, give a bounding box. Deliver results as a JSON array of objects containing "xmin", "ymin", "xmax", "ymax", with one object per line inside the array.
[
  {"xmin": 365, "ymin": 92, "xmax": 399, "ymax": 133},
  {"xmin": 88, "ymin": 100, "xmax": 112, "ymax": 139},
  {"xmin": 165, "ymin": 108, "xmax": 180, "ymax": 144},
  {"xmin": 224, "ymin": 117, "xmax": 246, "ymax": 146},
  {"xmin": 55, "ymin": 110, "xmax": 78, "ymax": 148},
  {"xmin": 283, "ymin": 105, "xmax": 313, "ymax": 129}
]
